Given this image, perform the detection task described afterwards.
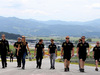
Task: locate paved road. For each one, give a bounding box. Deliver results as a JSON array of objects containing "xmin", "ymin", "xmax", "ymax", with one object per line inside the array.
[{"xmin": 0, "ymin": 58, "xmax": 100, "ymax": 75}]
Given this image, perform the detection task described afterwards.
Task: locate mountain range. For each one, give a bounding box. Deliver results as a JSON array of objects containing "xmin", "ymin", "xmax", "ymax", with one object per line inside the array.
[{"xmin": 0, "ymin": 16, "xmax": 100, "ymax": 37}]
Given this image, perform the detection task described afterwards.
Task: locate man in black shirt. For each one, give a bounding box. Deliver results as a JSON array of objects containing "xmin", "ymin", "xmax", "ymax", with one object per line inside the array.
[
  {"xmin": 77, "ymin": 36, "xmax": 90, "ymax": 72},
  {"xmin": 14, "ymin": 37, "xmax": 22, "ymax": 67},
  {"xmin": 34, "ymin": 39, "xmax": 45, "ymax": 69},
  {"xmin": 10, "ymin": 51, "xmax": 14, "ymax": 62},
  {"xmin": 48, "ymin": 39, "xmax": 57, "ymax": 69},
  {"xmin": 0, "ymin": 34, "xmax": 10, "ymax": 68},
  {"xmin": 61, "ymin": 36, "xmax": 74, "ymax": 72},
  {"xmin": 93, "ymin": 41, "xmax": 100, "ymax": 71}
]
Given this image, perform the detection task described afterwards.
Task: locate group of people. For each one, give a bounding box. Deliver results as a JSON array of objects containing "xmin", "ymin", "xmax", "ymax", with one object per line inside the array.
[
  {"xmin": 14, "ymin": 36, "xmax": 31, "ymax": 69},
  {"xmin": 0, "ymin": 34, "xmax": 31, "ymax": 69},
  {"xmin": 0, "ymin": 34, "xmax": 100, "ymax": 73}
]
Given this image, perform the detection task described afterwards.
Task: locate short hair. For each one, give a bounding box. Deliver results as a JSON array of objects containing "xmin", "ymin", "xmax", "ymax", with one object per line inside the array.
[
  {"xmin": 22, "ymin": 36, "xmax": 25, "ymax": 38},
  {"xmin": 17, "ymin": 37, "xmax": 21, "ymax": 39},
  {"xmin": 2, "ymin": 34, "xmax": 5, "ymax": 37},
  {"xmin": 81, "ymin": 36, "xmax": 85, "ymax": 39},
  {"xmin": 96, "ymin": 41, "xmax": 99, "ymax": 44},
  {"xmin": 39, "ymin": 39, "xmax": 43, "ymax": 42},
  {"xmin": 51, "ymin": 39, "xmax": 54, "ymax": 41},
  {"xmin": 79, "ymin": 39, "xmax": 82, "ymax": 41}
]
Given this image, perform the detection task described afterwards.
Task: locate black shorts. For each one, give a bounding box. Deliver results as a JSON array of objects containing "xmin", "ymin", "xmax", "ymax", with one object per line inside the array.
[
  {"xmin": 63, "ymin": 54, "xmax": 71, "ymax": 61},
  {"xmin": 94, "ymin": 56, "xmax": 100, "ymax": 61},
  {"xmin": 79, "ymin": 54, "xmax": 86, "ymax": 61}
]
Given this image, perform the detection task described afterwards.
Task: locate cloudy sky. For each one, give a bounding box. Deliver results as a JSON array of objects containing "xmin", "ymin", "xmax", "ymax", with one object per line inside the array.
[{"xmin": 0, "ymin": 0, "xmax": 100, "ymax": 21}]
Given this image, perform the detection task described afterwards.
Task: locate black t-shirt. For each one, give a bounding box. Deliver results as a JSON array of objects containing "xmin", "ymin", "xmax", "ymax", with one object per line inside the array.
[
  {"xmin": 0, "ymin": 39, "xmax": 9, "ymax": 53},
  {"xmin": 35, "ymin": 43, "xmax": 44, "ymax": 55},
  {"xmin": 48, "ymin": 43, "xmax": 57, "ymax": 54},
  {"xmin": 77, "ymin": 41, "xmax": 89, "ymax": 55},
  {"xmin": 14, "ymin": 42, "xmax": 22, "ymax": 55},
  {"xmin": 21, "ymin": 42, "xmax": 28, "ymax": 53},
  {"xmin": 93, "ymin": 46, "xmax": 100, "ymax": 56},
  {"xmin": 62, "ymin": 41, "xmax": 74, "ymax": 55}
]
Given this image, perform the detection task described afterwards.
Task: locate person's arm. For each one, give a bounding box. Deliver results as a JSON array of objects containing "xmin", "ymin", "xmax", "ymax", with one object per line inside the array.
[
  {"xmin": 71, "ymin": 43, "xmax": 74, "ymax": 57},
  {"xmin": 34, "ymin": 48, "xmax": 36, "ymax": 56},
  {"xmin": 93, "ymin": 47, "xmax": 95, "ymax": 58},
  {"xmin": 87, "ymin": 48, "xmax": 90, "ymax": 56},
  {"xmin": 61, "ymin": 47, "xmax": 63, "ymax": 56},
  {"xmin": 48, "ymin": 45, "xmax": 50, "ymax": 56},
  {"xmin": 55, "ymin": 49, "xmax": 57, "ymax": 57},
  {"xmin": 43, "ymin": 48, "xmax": 45, "ymax": 55},
  {"xmin": 77, "ymin": 47, "xmax": 79, "ymax": 57},
  {"xmin": 87, "ymin": 44, "xmax": 90, "ymax": 56},
  {"xmin": 34, "ymin": 44, "xmax": 37, "ymax": 56},
  {"xmin": 76, "ymin": 43, "xmax": 79, "ymax": 57},
  {"xmin": 71, "ymin": 47, "xmax": 74, "ymax": 57},
  {"xmin": 14, "ymin": 43, "xmax": 17, "ymax": 49},
  {"xmin": 7, "ymin": 41, "xmax": 10, "ymax": 54},
  {"xmin": 27, "ymin": 44, "xmax": 31, "ymax": 55},
  {"xmin": 61, "ymin": 43, "xmax": 64, "ymax": 56},
  {"xmin": 48, "ymin": 48, "xmax": 50, "ymax": 56},
  {"xmin": 93, "ymin": 51, "xmax": 94, "ymax": 58},
  {"xmin": 15, "ymin": 47, "xmax": 18, "ymax": 56}
]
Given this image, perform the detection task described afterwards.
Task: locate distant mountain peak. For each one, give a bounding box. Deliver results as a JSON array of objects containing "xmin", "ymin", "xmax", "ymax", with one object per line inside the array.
[{"xmin": 0, "ymin": 16, "xmax": 100, "ymax": 37}]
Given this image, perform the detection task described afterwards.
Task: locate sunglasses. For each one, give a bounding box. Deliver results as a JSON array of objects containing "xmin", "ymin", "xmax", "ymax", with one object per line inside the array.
[
  {"xmin": 82, "ymin": 38, "xmax": 85, "ymax": 39},
  {"xmin": 66, "ymin": 38, "xmax": 69, "ymax": 39},
  {"xmin": 97, "ymin": 43, "xmax": 99, "ymax": 44}
]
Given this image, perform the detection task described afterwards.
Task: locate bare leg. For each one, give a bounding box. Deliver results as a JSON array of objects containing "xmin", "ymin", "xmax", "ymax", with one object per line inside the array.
[
  {"xmin": 96, "ymin": 60, "xmax": 98, "ymax": 68},
  {"xmin": 82, "ymin": 61, "xmax": 85, "ymax": 69},
  {"xmin": 64, "ymin": 59, "xmax": 67, "ymax": 68},
  {"xmin": 67, "ymin": 60, "xmax": 70, "ymax": 68},
  {"xmin": 80, "ymin": 59, "xmax": 83, "ymax": 69}
]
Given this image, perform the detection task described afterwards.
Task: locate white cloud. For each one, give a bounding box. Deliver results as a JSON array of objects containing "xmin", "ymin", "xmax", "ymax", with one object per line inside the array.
[
  {"xmin": 85, "ymin": 3, "xmax": 100, "ymax": 9},
  {"xmin": 21, "ymin": 9, "xmax": 49, "ymax": 15}
]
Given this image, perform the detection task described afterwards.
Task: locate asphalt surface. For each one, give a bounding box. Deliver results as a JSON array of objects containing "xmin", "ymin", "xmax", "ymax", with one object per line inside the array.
[{"xmin": 0, "ymin": 58, "xmax": 100, "ymax": 75}]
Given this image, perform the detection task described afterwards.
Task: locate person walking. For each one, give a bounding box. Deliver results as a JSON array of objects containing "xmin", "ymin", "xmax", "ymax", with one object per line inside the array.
[
  {"xmin": 34, "ymin": 39, "xmax": 45, "ymax": 69},
  {"xmin": 14, "ymin": 37, "xmax": 22, "ymax": 67},
  {"xmin": 48, "ymin": 39, "xmax": 57, "ymax": 69},
  {"xmin": 93, "ymin": 41, "xmax": 100, "ymax": 71},
  {"xmin": 61, "ymin": 36, "xmax": 74, "ymax": 72},
  {"xmin": 77, "ymin": 36, "xmax": 90, "ymax": 72},
  {"xmin": 21, "ymin": 36, "xmax": 31, "ymax": 69},
  {"xmin": 0, "ymin": 34, "xmax": 10, "ymax": 68}
]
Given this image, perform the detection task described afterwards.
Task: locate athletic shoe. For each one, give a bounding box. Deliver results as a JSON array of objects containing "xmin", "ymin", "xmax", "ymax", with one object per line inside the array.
[
  {"xmin": 50, "ymin": 66, "xmax": 52, "ymax": 69},
  {"xmin": 80, "ymin": 69, "xmax": 84, "ymax": 72},
  {"xmin": 53, "ymin": 67, "xmax": 55, "ymax": 69},
  {"xmin": 36, "ymin": 65, "xmax": 39, "ymax": 68},
  {"xmin": 2, "ymin": 66, "xmax": 5, "ymax": 69},
  {"xmin": 67, "ymin": 67, "xmax": 69, "ymax": 71},
  {"xmin": 22, "ymin": 67, "xmax": 25, "ymax": 70},
  {"xmin": 95, "ymin": 68, "xmax": 98, "ymax": 71},
  {"xmin": 64, "ymin": 68, "xmax": 67, "ymax": 72},
  {"xmin": 39, "ymin": 67, "xmax": 41, "ymax": 69}
]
